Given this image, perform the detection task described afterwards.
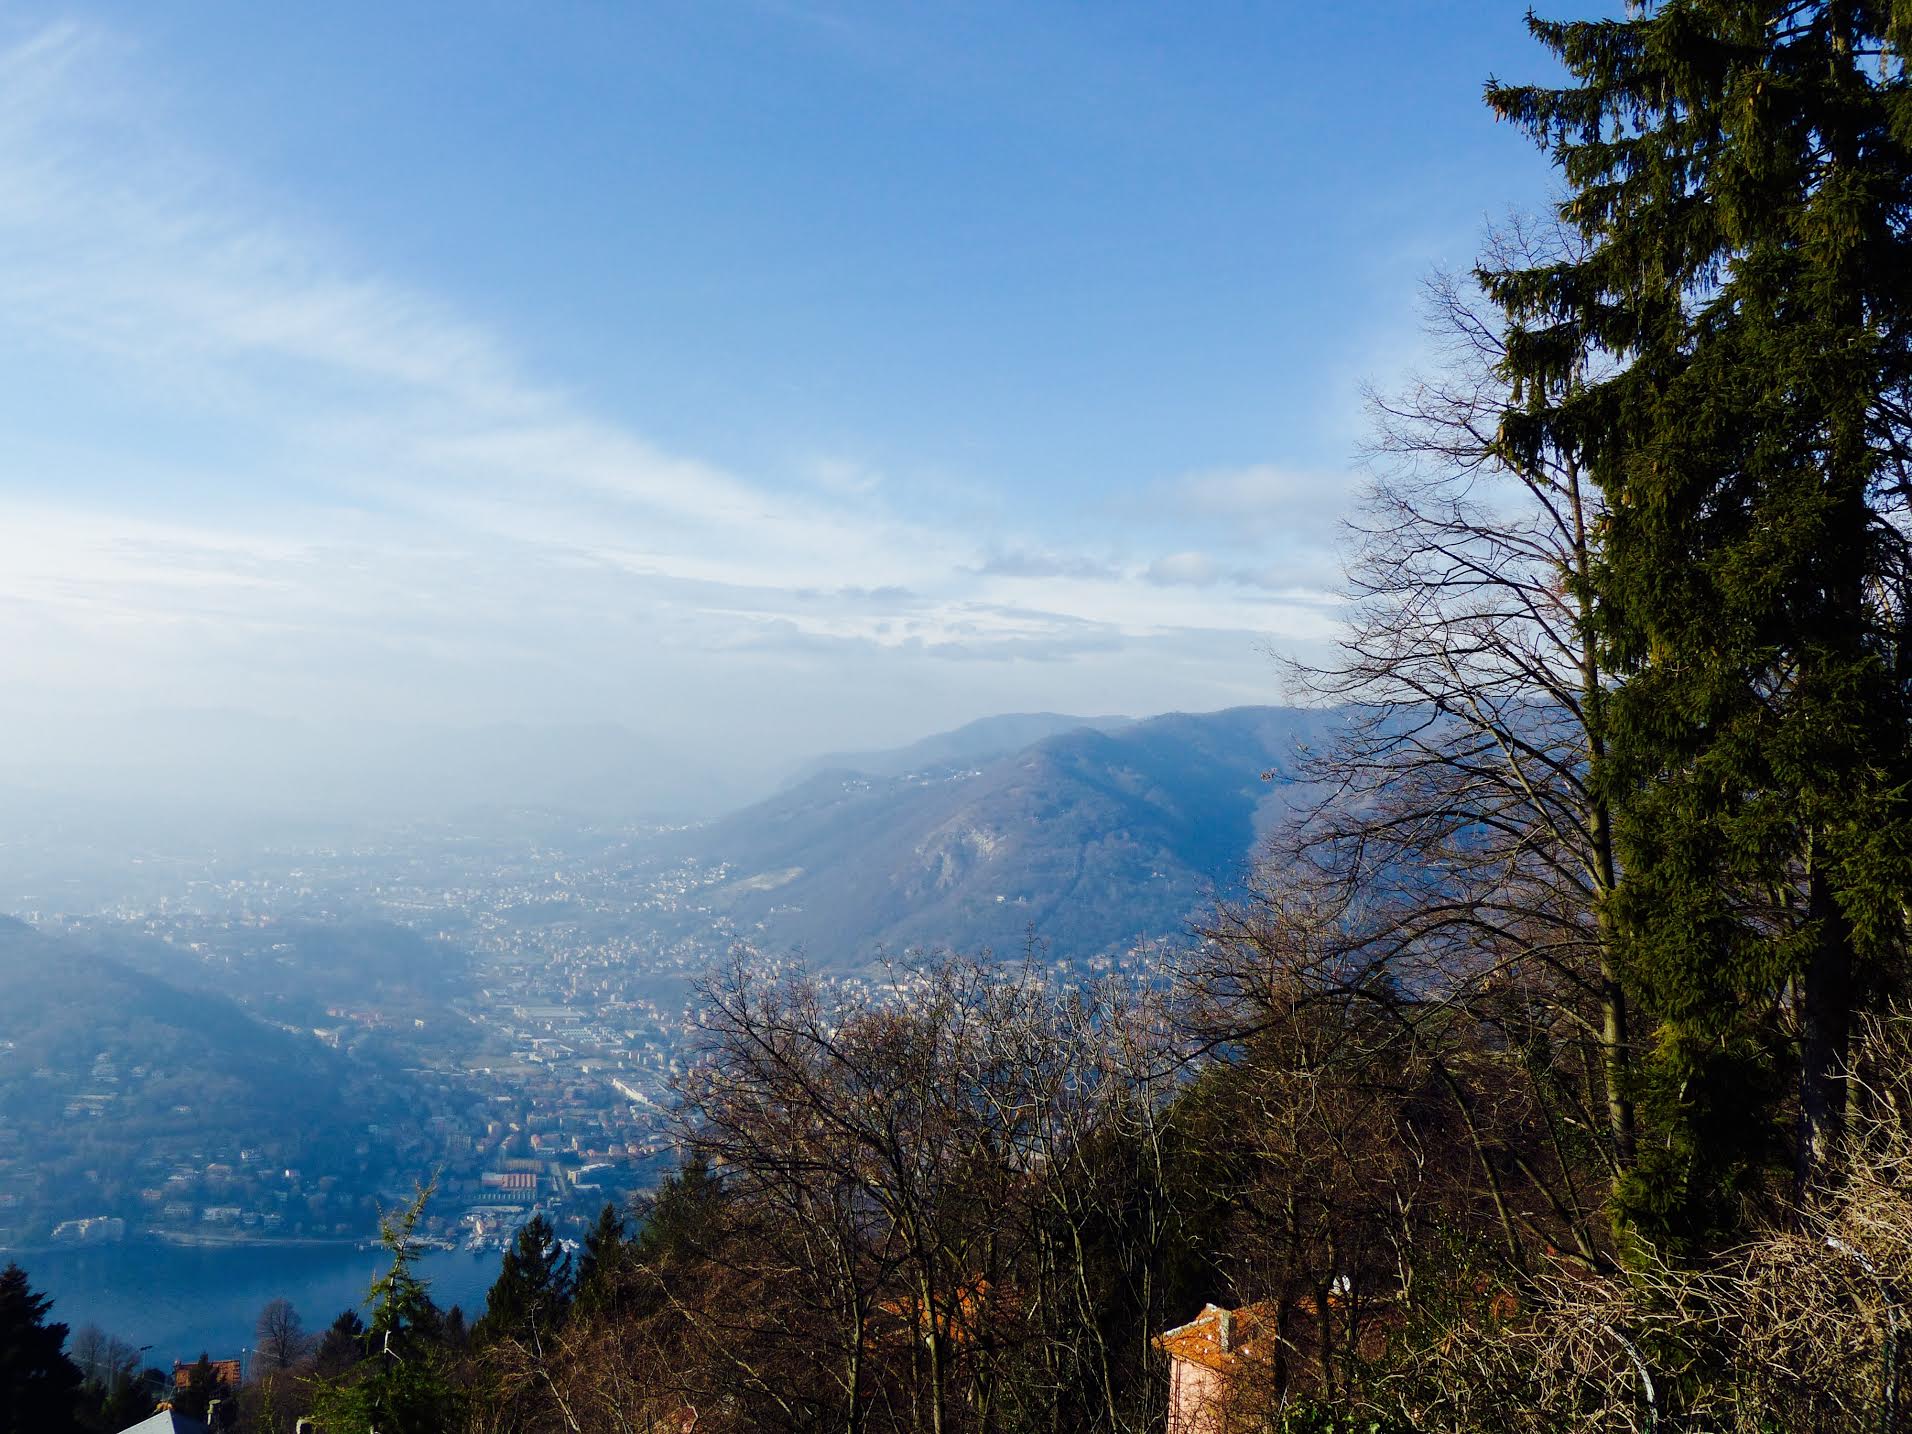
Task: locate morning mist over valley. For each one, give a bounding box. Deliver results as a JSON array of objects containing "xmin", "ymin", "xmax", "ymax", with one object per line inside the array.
[{"xmin": 6, "ymin": 4, "xmax": 1912, "ymax": 1434}]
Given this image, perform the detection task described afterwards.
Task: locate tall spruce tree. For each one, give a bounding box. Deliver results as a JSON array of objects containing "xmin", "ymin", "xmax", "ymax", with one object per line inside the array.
[
  {"xmin": 571, "ymin": 1203, "xmax": 630, "ymax": 1319},
  {"xmin": 633, "ymin": 1156, "xmax": 721, "ymax": 1266},
  {"xmin": 0, "ymin": 1263, "xmax": 83, "ymax": 1434},
  {"xmin": 474, "ymin": 1214, "xmax": 572, "ymax": 1347},
  {"xmin": 1485, "ymin": 1, "xmax": 1912, "ymax": 1252}
]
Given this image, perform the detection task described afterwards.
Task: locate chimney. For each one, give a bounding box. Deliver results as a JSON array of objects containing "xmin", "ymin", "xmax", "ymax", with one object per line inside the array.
[{"xmin": 1217, "ymin": 1306, "xmax": 1232, "ymax": 1353}]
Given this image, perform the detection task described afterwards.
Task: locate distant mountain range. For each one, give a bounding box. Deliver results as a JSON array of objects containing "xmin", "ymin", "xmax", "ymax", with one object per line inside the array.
[
  {"xmin": 663, "ymin": 705, "xmax": 1343, "ymax": 964},
  {"xmin": 786, "ymin": 712, "xmax": 1137, "ymax": 786}
]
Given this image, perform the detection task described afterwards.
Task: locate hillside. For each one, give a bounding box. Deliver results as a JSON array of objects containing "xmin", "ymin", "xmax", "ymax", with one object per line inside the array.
[
  {"xmin": 0, "ymin": 918, "xmax": 438, "ymax": 1246},
  {"xmin": 669, "ymin": 706, "xmax": 1342, "ymax": 963}
]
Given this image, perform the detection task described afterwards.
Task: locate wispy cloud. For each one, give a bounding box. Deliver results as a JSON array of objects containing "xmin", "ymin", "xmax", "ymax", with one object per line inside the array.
[
  {"xmin": 0, "ymin": 20, "xmax": 1344, "ymax": 747},
  {"xmin": 1144, "ymin": 550, "xmax": 1221, "ymax": 587},
  {"xmin": 971, "ymin": 548, "xmax": 1117, "ymax": 581},
  {"xmin": 1174, "ymin": 464, "xmax": 1336, "ymax": 524}
]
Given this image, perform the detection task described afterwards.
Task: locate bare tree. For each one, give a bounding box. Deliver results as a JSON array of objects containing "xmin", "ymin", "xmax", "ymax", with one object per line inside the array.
[
  {"xmin": 661, "ymin": 950, "xmax": 1182, "ymax": 1434},
  {"xmin": 1244, "ymin": 222, "xmax": 1636, "ymax": 1267},
  {"xmin": 254, "ymin": 1298, "xmax": 314, "ymax": 1373},
  {"xmin": 70, "ymin": 1323, "xmax": 143, "ymax": 1392},
  {"xmin": 1176, "ymin": 880, "xmax": 1544, "ymax": 1416},
  {"xmin": 670, "ymin": 954, "xmax": 926, "ymax": 1434}
]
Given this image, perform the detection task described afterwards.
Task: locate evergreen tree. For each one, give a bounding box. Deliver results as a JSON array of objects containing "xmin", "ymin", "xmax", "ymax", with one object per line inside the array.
[
  {"xmin": 616, "ymin": 1158, "xmax": 725, "ymax": 1322},
  {"xmin": 474, "ymin": 1214, "xmax": 571, "ymax": 1347},
  {"xmin": 77, "ymin": 1374, "xmax": 153, "ymax": 1434},
  {"xmin": 570, "ymin": 1203, "xmax": 630, "ymax": 1319},
  {"xmin": 313, "ymin": 1310, "xmax": 366, "ymax": 1378},
  {"xmin": 1485, "ymin": 1, "xmax": 1912, "ymax": 1251},
  {"xmin": 74, "ymin": 1365, "xmax": 153, "ymax": 1434},
  {"xmin": 364, "ymin": 1193, "xmax": 441, "ymax": 1350},
  {"xmin": 634, "ymin": 1156, "xmax": 721, "ymax": 1266},
  {"xmin": 0, "ymin": 1263, "xmax": 83, "ymax": 1434},
  {"xmin": 308, "ymin": 1184, "xmax": 457, "ymax": 1434}
]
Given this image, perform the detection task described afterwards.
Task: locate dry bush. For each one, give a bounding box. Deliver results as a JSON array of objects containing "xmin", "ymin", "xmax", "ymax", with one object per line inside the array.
[{"xmin": 1398, "ymin": 1010, "xmax": 1912, "ymax": 1433}]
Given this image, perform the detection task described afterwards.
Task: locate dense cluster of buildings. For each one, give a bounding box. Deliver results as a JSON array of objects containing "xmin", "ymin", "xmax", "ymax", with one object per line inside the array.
[
  {"xmin": 8, "ymin": 826, "xmax": 734, "ymax": 1251},
  {"xmin": 10, "ymin": 816, "xmax": 1142, "ymax": 1255}
]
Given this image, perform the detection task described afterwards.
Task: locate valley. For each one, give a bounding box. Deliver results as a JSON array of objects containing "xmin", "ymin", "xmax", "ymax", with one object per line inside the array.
[{"xmin": 0, "ymin": 706, "xmax": 1331, "ymax": 1262}]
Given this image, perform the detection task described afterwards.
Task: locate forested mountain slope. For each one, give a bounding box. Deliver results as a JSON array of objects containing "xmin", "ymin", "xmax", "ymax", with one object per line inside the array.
[
  {"xmin": 670, "ymin": 705, "xmax": 1341, "ymax": 962},
  {"xmin": 0, "ymin": 918, "xmax": 438, "ymax": 1243}
]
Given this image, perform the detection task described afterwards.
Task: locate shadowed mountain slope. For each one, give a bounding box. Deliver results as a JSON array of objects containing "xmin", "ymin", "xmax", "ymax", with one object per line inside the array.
[
  {"xmin": 674, "ymin": 705, "xmax": 1342, "ymax": 963},
  {"xmin": 0, "ymin": 919, "xmax": 439, "ymax": 1241}
]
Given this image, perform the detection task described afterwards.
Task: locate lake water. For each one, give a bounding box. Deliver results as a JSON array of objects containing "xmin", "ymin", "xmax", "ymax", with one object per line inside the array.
[{"xmin": 11, "ymin": 1243, "xmax": 502, "ymax": 1368}]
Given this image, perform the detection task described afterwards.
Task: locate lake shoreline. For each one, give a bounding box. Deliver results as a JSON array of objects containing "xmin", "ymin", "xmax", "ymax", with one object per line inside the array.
[
  {"xmin": 3, "ymin": 1232, "xmax": 479, "ymax": 1256},
  {"xmin": 12, "ymin": 1243, "xmax": 501, "ymax": 1362}
]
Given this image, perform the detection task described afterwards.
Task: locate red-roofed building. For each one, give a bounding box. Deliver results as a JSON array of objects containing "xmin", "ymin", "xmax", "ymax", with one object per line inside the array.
[
  {"xmin": 171, "ymin": 1358, "xmax": 241, "ymax": 1392},
  {"xmin": 1155, "ymin": 1294, "xmax": 1400, "ymax": 1433},
  {"xmin": 1154, "ymin": 1303, "xmax": 1279, "ymax": 1434}
]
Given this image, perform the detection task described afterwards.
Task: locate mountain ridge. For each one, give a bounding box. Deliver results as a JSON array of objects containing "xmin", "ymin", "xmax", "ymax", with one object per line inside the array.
[
  {"xmin": 784, "ymin": 712, "xmax": 1136, "ymax": 787},
  {"xmin": 668, "ymin": 705, "xmax": 1342, "ymax": 963}
]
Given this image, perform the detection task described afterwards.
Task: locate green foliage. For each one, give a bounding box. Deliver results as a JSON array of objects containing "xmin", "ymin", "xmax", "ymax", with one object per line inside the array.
[
  {"xmin": 0, "ymin": 1263, "xmax": 83, "ymax": 1434},
  {"xmin": 570, "ymin": 1204, "xmax": 629, "ymax": 1321},
  {"xmin": 1486, "ymin": 0, "xmax": 1912, "ymax": 1253},
  {"xmin": 632, "ymin": 1157, "xmax": 721, "ymax": 1268},
  {"xmin": 473, "ymin": 1215, "xmax": 571, "ymax": 1348},
  {"xmin": 313, "ymin": 1309, "xmax": 366, "ymax": 1378},
  {"xmin": 74, "ymin": 1369, "xmax": 153, "ymax": 1434},
  {"xmin": 307, "ymin": 1184, "xmax": 459, "ymax": 1434},
  {"xmin": 364, "ymin": 1189, "xmax": 442, "ymax": 1347}
]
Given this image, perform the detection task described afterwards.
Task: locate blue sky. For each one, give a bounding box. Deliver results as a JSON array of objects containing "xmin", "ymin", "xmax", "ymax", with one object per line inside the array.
[{"xmin": 0, "ymin": 2, "xmax": 1565, "ymax": 804}]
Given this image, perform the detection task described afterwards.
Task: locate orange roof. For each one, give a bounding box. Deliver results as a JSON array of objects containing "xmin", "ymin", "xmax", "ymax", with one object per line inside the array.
[
  {"xmin": 173, "ymin": 1359, "xmax": 241, "ymax": 1388},
  {"xmin": 876, "ymin": 1278, "xmax": 1006, "ymax": 1347},
  {"xmin": 1156, "ymin": 1294, "xmax": 1405, "ymax": 1382},
  {"xmin": 1152, "ymin": 1302, "xmax": 1281, "ymax": 1374}
]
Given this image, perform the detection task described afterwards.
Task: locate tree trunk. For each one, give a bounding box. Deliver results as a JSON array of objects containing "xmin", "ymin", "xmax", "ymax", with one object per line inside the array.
[{"xmin": 1798, "ymin": 865, "xmax": 1855, "ymax": 1200}]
